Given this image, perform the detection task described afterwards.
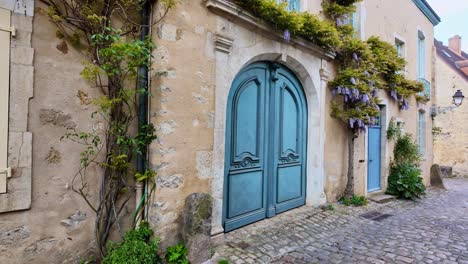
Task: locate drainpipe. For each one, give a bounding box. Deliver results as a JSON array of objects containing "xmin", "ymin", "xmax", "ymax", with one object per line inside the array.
[{"xmin": 136, "ymin": 0, "xmax": 152, "ymax": 226}]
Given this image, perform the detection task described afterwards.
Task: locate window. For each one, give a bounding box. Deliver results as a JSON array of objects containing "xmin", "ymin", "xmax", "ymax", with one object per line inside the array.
[
  {"xmin": 418, "ymin": 111, "xmax": 426, "ymax": 154},
  {"xmin": 395, "ymin": 38, "xmax": 405, "ymax": 58},
  {"xmin": 418, "ymin": 30, "xmax": 426, "ymax": 78},
  {"xmin": 277, "ymin": 0, "xmax": 300, "ymax": 12},
  {"xmin": 0, "ymin": 8, "xmax": 11, "ymax": 193}
]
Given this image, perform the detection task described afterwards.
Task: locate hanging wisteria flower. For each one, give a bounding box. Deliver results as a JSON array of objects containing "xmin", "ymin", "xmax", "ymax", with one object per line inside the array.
[
  {"xmin": 361, "ymin": 94, "xmax": 370, "ymax": 104},
  {"xmin": 364, "ymin": 71, "xmax": 370, "ymax": 77},
  {"xmin": 352, "ymin": 88, "xmax": 359, "ymax": 99},
  {"xmin": 353, "ymin": 53, "xmax": 359, "ymax": 62},
  {"xmin": 398, "ymin": 94, "xmax": 404, "ymax": 102},
  {"xmin": 372, "ymin": 89, "xmax": 378, "ymax": 97},
  {"xmin": 369, "ymin": 80, "xmax": 375, "ymax": 88},
  {"xmin": 357, "ymin": 119, "xmax": 366, "ymax": 133},
  {"xmin": 349, "ymin": 118, "xmax": 355, "ymax": 128},
  {"xmin": 336, "ymin": 18, "xmax": 343, "ymax": 27},
  {"xmin": 401, "ymin": 99, "xmax": 410, "ymax": 110},
  {"xmin": 390, "ymin": 90, "xmax": 398, "ymax": 101},
  {"xmin": 350, "ymin": 77, "xmax": 357, "ymax": 85},
  {"xmin": 283, "ymin": 29, "xmax": 291, "ymax": 42}
]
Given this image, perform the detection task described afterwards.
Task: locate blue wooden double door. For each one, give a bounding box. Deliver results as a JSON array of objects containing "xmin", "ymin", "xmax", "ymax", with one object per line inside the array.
[{"xmin": 224, "ymin": 62, "xmax": 307, "ymax": 232}]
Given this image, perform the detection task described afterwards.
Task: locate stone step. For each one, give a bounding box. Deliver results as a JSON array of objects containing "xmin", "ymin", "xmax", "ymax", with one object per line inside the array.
[{"xmin": 369, "ymin": 194, "xmax": 396, "ymax": 204}]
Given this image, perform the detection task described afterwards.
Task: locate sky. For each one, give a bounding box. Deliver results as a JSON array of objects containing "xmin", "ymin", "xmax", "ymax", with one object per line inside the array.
[{"xmin": 426, "ymin": 0, "xmax": 468, "ymax": 51}]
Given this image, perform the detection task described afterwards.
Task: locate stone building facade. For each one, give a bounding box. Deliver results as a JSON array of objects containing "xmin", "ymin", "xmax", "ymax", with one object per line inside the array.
[
  {"xmin": 148, "ymin": 0, "xmax": 440, "ymax": 245},
  {"xmin": 433, "ymin": 36, "xmax": 468, "ymax": 176},
  {"xmin": 0, "ymin": 0, "xmax": 440, "ymax": 262}
]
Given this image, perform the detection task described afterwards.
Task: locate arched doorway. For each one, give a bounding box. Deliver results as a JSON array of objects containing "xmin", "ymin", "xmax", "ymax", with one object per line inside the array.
[{"xmin": 223, "ymin": 62, "xmax": 308, "ymax": 231}]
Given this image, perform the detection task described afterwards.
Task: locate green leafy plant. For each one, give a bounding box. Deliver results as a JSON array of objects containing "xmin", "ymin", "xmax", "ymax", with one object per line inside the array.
[
  {"xmin": 41, "ymin": 0, "xmax": 176, "ymax": 257},
  {"xmin": 393, "ymin": 133, "xmax": 421, "ymax": 166},
  {"xmin": 165, "ymin": 242, "xmax": 189, "ymax": 264},
  {"xmin": 103, "ymin": 222, "xmax": 162, "ymax": 264},
  {"xmin": 386, "ymin": 129, "xmax": 425, "ymax": 200},
  {"xmin": 386, "ymin": 118, "xmax": 401, "ymax": 140},
  {"xmin": 339, "ymin": 195, "xmax": 368, "ymax": 206},
  {"xmin": 218, "ymin": 260, "xmax": 229, "ymax": 264},
  {"xmin": 234, "ymin": 0, "xmax": 342, "ymax": 50},
  {"xmin": 386, "ymin": 162, "xmax": 426, "ymax": 200},
  {"xmin": 432, "ymin": 126, "xmax": 442, "ymax": 136},
  {"xmin": 321, "ymin": 204, "xmax": 336, "ymax": 211}
]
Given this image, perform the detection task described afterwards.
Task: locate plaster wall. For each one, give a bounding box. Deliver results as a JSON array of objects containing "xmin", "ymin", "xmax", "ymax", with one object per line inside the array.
[
  {"xmin": 433, "ymin": 55, "xmax": 468, "ymax": 176},
  {"xmin": 0, "ymin": 2, "xmax": 110, "ymax": 263}
]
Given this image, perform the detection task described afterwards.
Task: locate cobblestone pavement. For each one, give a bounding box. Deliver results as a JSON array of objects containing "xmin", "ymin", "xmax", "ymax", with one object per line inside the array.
[{"xmin": 213, "ymin": 178, "xmax": 468, "ymax": 264}]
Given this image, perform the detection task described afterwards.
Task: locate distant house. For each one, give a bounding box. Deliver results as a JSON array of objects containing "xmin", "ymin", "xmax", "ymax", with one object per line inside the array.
[{"xmin": 433, "ymin": 36, "xmax": 468, "ymax": 176}]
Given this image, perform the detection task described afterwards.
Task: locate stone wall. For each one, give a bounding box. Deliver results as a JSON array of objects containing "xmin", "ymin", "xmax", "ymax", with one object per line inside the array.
[
  {"xmin": 433, "ymin": 53, "xmax": 468, "ymax": 177},
  {"xmin": 0, "ymin": 1, "xmax": 105, "ymax": 263}
]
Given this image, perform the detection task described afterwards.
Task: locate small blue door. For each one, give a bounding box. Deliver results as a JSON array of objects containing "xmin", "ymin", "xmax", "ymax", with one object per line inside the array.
[
  {"xmin": 224, "ymin": 62, "xmax": 307, "ymax": 231},
  {"xmin": 367, "ymin": 110, "xmax": 382, "ymax": 192}
]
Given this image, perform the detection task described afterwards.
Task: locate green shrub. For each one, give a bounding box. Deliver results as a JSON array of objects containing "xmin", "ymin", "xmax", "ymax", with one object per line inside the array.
[
  {"xmin": 340, "ymin": 195, "xmax": 368, "ymax": 206},
  {"xmin": 103, "ymin": 222, "xmax": 161, "ymax": 264},
  {"xmin": 386, "ymin": 118, "xmax": 401, "ymax": 140},
  {"xmin": 320, "ymin": 204, "xmax": 335, "ymax": 211},
  {"xmin": 394, "ymin": 133, "xmax": 421, "ymax": 166},
  {"xmin": 386, "ymin": 162, "xmax": 426, "ymax": 200},
  {"xmin": 218, "ymin": 260, "xmax": 229, "ymax": 264},
  {"xmin": 165, "ymin": 242, "xmax": 189, "ymax": 264}
]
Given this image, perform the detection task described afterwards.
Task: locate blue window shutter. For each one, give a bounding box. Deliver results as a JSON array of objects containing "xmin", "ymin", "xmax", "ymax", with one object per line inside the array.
[
  {"xmin": 418, "ymin": 32, "xmax": 426, "ymax": 78},
  {"xmin": 277, "ymin": 0, "xmax": 300, "ymax": 12},
  {"xmin": 289, "ymin": 0, "xmax": 300, "ymax": 11},
  {"xmin": 418, "ymin": 112, "xmax": 425, "ymax": 154}
]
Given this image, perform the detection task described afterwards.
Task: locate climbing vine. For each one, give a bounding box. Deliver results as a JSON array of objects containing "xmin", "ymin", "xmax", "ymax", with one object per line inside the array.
[
  {"xmin": 40, "ymin": 0, "xmax": 175, "ymax": 257},
  {"xmin": 233, "ymin": 0, "xmax": 425, "ymax": 196}
]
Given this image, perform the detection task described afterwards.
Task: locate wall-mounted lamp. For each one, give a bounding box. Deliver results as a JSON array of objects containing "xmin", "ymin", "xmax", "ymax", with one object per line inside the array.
[
  {"xmin": 452, "ymin": 90, "xmax": 465, "ymax": 106},
  {"xmin": 431, "ymin": 90, "xmax": 464, "ymax": 117}
]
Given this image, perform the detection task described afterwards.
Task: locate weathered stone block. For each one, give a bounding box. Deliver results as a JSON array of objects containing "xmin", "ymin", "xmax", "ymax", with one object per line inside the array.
[
  {"xmin": 13, "ymin": 0, "xmax": 34, "ymax": 17},
  {"xmin": 158, "ymin": 23, "xmax": 178, "ymax": 42},
  {"xmin": 430, "ymin": 164, "xmax": 445, "ymax": 189},
  {"xmin": 9, "ymin": 64, "xmax": 33, "ymax": 131},
  {"xmin": 0, "ymin": 226, "xmax": 31, "ymax": 246},
  {"xmin": 183, "ymin": 193, "xmax": 212, "ymax": 264},
  {"xmin": 157, "ymin": 174, "xmax": 184, "ymax": 189},
  {"xmin": 440, "ymin": 166, "xmax": 453, "ymax": 178},
  {"xmin": 11, "ymin": 46, "xmax": 34, "ymax": 65},
  {"xmin": 19, "ymin": 132, "xmax": 32, "ymax": 168},
  {"xmin": 0, "ymin": 167, "xmax": 32, "ymax": 212},
  {"xmin": 196, "ymin": 151, "xmax": 213, "ymax": 179},
  {"xmin": 12, "ymin": 14, "xmax": 33, "ymax": 32},
  {"xmin": 60, "ymin": 210, "xmax": 87, "ymax": 228},
  {"xmin": 8, "ymin": 132, "xmax": 23, "ymax": 167}
]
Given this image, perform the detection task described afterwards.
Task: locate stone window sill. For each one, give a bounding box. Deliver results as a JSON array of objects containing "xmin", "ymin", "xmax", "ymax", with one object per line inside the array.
[{"xmin": 205, "ymin": 0, "xmax": 335, "ymax": 60}]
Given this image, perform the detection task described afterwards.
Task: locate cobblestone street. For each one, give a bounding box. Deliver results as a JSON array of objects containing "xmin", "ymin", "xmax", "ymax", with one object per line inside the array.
[{"xmin": 214, "ymin": 178, "xmax": 468, "ymax": 264}]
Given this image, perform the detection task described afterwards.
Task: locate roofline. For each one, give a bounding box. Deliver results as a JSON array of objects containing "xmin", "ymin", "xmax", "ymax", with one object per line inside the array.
[
  {"xmin": 412, "ymin": 0, "xmax": 441, "ymax": 26},
  {"xmin": 434, "ymin": 39, "xmax": 468, "ymax": 82}
]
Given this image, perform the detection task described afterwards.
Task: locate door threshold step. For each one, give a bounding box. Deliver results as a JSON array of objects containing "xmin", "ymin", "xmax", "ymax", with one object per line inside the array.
[{"xmin": 368, "ymin": 194, "xmax": 396, "ymax": 204}]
